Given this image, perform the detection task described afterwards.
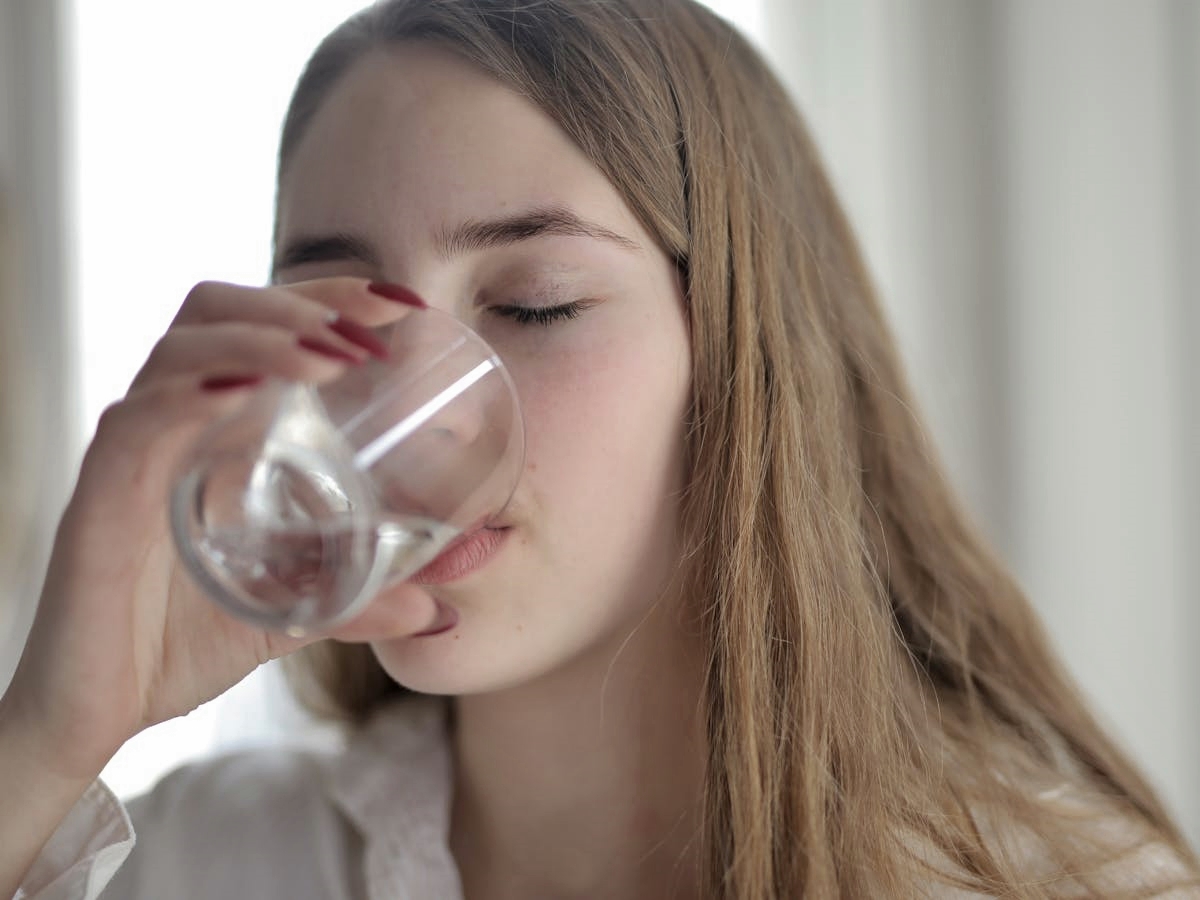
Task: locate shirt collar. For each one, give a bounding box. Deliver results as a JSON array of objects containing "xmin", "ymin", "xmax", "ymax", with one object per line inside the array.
[{"xmin": 325, "ymin": 695, "xmax": 463, "ymax": 899}]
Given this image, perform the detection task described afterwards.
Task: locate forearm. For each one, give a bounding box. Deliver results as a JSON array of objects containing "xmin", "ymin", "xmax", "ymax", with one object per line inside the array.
[{"xmin": 0, "ymin": 699, "xmax": 102, "ymax": 898}]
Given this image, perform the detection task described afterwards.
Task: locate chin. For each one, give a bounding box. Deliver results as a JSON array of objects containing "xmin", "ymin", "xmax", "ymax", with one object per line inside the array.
[{"xmin": 368, "ymin": 628, "xmax": 540, "ymax": 697}]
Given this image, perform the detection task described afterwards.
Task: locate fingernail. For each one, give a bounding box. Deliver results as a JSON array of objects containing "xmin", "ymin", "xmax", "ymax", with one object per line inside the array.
[
  {"xmin": 201, "ymin": 374, "xmax": 263, "ymax": 392},
  {"xmin": 367, "ymin": 282, "xmax": 427, "ymax": 308},
  {"xmin": 297, "ymin": 336, "xmax": 364, "ymax": 364},
  {"xmin": 327, "ymin": 315, "xmax": 389, "ymax": 359}
]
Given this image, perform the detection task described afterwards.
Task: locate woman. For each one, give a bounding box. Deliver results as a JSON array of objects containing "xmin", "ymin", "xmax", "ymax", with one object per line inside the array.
[{"xmin": 2, "ymin": 1, "xmax": 1197, "ymax": 897}]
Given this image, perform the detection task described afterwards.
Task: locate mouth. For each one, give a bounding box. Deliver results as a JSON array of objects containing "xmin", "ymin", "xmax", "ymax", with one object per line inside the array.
[{"xmin": 409, "ymin": 523, "xmax": 511, "ymax": 587}]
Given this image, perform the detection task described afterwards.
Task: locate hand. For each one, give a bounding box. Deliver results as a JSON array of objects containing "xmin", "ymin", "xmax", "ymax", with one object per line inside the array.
[{"xmin": 0, "ymin": 278, "xmax": 439, "ymax": 783}]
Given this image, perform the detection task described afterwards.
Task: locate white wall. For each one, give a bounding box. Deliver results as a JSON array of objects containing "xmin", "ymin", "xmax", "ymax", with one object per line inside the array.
[{"xmin": 0, "ymin": 0, "xmax": 78, "ymax": 688}]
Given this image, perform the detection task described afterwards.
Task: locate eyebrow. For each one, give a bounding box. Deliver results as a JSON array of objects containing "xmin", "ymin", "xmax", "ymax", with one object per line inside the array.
[
  {"xmin": 433, "ymin": 205, "xmax": 641, "ymax": 259},
  {"xmin": 273, "ymin": 232, "xmax": 380, "ymax": 275},
  {"xmin": 273, "ymin": 204, "xmax": 640, "ymax": 276}
]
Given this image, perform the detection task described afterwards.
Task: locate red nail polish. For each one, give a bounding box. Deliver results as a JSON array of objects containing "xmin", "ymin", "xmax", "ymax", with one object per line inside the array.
[
  {"xmin": 367, "ymin": 282, "xmax": 427, "ymax": 308},
  {"xmin": 297, "ymin": 336, "xmax": 363, "ymax": 364},
  {"xmin": 201, "ymin": 374, "xmax": 263, "ymax": 392},
  {"xmin": 328, "ymin": 315, "xmax": 389, "ymax": 359}
]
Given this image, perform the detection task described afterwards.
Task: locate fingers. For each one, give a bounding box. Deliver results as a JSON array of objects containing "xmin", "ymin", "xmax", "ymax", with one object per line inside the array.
[
  {"xmin": 131, "ymin": 278, "xmax": 420, "ymax": 394},
  {"xmin": 131, "ymin": 320, "xmax": 363, "ymax": 393},
  {"xmin": 170, "ymin": 277, "xmax": 422, "ymax": 331},
  {"xmin": 85, "ymin": 375, "xmax": 270, "ymax": 488},
  {"xmin": 86, "ymin": 375, "xmax": 443, "ymax": 638},
  {"xmin": 187, "ymin": 566, "xmax": 439, "ymax": 663},
  {"xmin": 88, "ymin": 277, "xmax": 439, "ymax": 650},
  {"xmin": 324, "ymin": 584, "xmax": 440, "ymax": 643},
  {"xmin": 236, "ymin": 584, "xmax": 439, "ymax": 667}
]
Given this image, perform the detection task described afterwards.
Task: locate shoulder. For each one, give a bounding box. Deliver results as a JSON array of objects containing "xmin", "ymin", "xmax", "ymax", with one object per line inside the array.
[
  {"xmin": 125, "ymin": 743, "xmax": 338, "ymax": 833},
  {"xmin": 121, "ymin": 695, "xmax": 450, "ymax": 851},
  {"xmin": 1063, "ymin": 808, "xmax": 1200, "ymax": 897},
  {"xmin": 973, "ymin": 781, "xmax": 1200, "ymax": 897},
  {"xmin": 906, "ymin": 749, "xmax": 1200, "ymax": 899},
  {"xmin": 1022, "ymin": 779, "xmax": 1200, "ymax": 895},
  {"xmin": 125, "ymin": 694, "xmax": 446, "ymax": 832},
  {"xmin": 101, "ymin": 696, "xmax": 453, "ymax": 899},
  {"xmin": 101, "ymin": 744, "xmax": 361, "ymax": 900},
  {"xmin": 119, "ymin": 743, "xmax": 353, "ymax": 872}
]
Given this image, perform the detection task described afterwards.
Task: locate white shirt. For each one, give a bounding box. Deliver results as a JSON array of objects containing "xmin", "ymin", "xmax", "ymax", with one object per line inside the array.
[
  {"xmin": 17, "ymin": 697, "xmax": 463, "ymax": 900},
  {"xmin": 14, "ymin": 696, "xmax": 1200, "ymax": 899}
]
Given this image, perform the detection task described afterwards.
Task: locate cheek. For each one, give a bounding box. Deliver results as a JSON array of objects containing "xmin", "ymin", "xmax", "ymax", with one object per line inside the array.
[{"xmin": 514, "ymin": 325, "xmax": 691, "ymax": 539}]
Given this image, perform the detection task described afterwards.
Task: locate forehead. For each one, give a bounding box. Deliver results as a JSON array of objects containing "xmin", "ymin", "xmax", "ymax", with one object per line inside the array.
[{"xmin": 276, "ymin": 43, "xmax": 645, "ymax": 254}]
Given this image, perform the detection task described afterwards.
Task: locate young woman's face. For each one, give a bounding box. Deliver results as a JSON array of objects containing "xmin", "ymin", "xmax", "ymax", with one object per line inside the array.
[{"xmin": 275, "ymin": 44, "xmax": 692, "ymax": 694}]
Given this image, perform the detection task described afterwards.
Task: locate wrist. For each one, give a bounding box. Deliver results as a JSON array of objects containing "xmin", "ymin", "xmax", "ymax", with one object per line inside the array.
[
  {"xmin": 0, "ymin": 687, "xmax": 112, "ymax": 789},
  {"xmin": 0, "ymin": 694, "xmax": 106, "ymax": 899}
]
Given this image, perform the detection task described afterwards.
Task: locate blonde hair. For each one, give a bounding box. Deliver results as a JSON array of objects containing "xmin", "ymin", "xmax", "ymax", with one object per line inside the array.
[{"xmin": 275, "ymin": 1, "xmax": 1200, "ymax": 895}]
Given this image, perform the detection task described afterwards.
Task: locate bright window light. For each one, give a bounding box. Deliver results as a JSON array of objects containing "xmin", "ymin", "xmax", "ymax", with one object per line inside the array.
[{"xmin": 701, "ymin": 0, "xmax": 765, "ymax": 47}]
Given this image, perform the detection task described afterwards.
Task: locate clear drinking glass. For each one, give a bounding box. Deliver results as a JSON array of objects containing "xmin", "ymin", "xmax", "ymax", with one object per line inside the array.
[{"xmin": 169, "ymin": 306, "xmax": 523, "ymax": 636}]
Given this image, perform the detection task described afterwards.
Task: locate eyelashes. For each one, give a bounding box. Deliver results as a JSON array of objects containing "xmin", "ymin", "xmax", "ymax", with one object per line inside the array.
[{"xmin": 490, "ymin": 299, "xmax": 592, "ymax": 327}]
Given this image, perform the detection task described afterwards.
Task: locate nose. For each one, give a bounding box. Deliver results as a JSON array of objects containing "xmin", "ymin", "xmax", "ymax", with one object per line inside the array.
[
  {"xmin": 345, "ymin": 362, "xmax": 518, "ymax": 532},
  {"xmin": 353, "ymin": 356, "xmax": 495, "ymax": 467},
  {"xmin": 363, "ymin": 367, "xmax": 518, "ymax": 526},
  {"xmin": 335, "ymin": 310, "xmax": 521, "ymax": 528}
]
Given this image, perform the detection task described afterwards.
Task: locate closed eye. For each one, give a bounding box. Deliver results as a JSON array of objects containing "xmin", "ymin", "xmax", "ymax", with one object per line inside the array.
[{"xmin": 490, "ymin": 300, "xmax": 592, "ymax": 326}]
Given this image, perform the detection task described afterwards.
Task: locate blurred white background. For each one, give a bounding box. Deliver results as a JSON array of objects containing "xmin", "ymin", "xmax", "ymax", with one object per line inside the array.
[{"xmin": 1, "ymin": 0, "xmax": 1196, "ymax": 846}]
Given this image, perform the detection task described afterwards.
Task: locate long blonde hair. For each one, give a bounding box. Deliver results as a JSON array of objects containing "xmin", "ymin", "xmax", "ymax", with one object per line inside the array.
[{"xmin": 275, "ymin": 1, "xmax": 1199, "ymax": 895}]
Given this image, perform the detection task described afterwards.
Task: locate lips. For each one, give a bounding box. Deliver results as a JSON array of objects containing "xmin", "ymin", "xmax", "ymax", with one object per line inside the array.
[{"xmin": 410, "ymin": 525, "xmax": 510, "ymax": 586}]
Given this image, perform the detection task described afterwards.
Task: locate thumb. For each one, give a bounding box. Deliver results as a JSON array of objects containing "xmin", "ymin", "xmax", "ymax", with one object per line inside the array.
[{"xmin": 323, "ymin": 584, "xmax": 441, "ymax": 643}]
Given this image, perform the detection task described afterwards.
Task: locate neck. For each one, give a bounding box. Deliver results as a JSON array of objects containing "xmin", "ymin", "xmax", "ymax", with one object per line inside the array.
[{"xmin": 449, "ymin": 602, "xmax": 706, "ymax": 900}]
